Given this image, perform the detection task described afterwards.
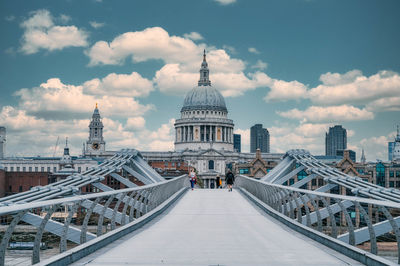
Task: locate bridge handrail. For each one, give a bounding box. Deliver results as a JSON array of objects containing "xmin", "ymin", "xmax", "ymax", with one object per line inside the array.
[
  {"xmin": 237, "ymin": 175, "xmax": 400, "ymax": 208},
  {"xmin": 236, "ymin": 174, "xmax": 400, "ymax": 264},
  {"xmin": 0, "ymin": 175, "xmax": 187, "ymax": 215},
  {"xmin": 0, "ymin": 174, "xmax": 188, "ymax": 265}
]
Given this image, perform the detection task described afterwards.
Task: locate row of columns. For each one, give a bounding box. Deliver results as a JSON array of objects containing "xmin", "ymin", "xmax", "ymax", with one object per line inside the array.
[{"xmin": 176, "ymin": 125, "xmax": 233, "ymax": 143}]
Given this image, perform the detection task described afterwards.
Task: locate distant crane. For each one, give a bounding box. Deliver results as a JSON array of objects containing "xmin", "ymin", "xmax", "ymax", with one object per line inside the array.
[{"xmin": 53, "ymin": 136, "xmax": 59, "ymax": 157}]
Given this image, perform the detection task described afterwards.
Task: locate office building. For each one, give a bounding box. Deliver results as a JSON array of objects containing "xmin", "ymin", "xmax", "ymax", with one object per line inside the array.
[
  {"xmin": 250, "ymin": 124, "xmax": 270, "ymax": 153},
  {"xmin": 325, "ymin": 125, "xmax": 347, "ymax": 156},
  {"xmin": 233, "ymin": 134, "xmax": 241, "ymax": 153}
]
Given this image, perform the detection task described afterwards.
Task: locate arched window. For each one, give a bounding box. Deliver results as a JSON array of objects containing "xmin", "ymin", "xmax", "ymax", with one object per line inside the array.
[{"xmin": 208, "ymin": 160, "xmax": 214, "ymax": 170}]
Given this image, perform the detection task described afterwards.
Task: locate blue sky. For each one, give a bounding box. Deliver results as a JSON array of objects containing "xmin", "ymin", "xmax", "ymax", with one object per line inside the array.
[{"xmin": 0, "ymin": 0, "xmax": 399, "ymax": 161}]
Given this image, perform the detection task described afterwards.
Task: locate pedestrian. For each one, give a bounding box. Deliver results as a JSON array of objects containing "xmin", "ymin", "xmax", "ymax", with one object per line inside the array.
[
  {"xmin": 225, "ymin": 170, "xmax": 235, "ymax": 192},
  {"xmin": 189, "ymin": 170, "xmax": 196, "ymax": 190},
  {"xmin": 216, "ymin": 174, "xmax": 221, "ymax": 189}
]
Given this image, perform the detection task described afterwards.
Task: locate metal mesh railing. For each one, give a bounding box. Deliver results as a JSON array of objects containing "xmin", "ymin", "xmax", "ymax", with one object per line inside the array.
[
  {"xmin": 236, "ymin": 175, "xmax": 400, "ymax": 264},
  {"xmin": 0, "ymin": 175, "xmax": 187, "ymax": 265}
]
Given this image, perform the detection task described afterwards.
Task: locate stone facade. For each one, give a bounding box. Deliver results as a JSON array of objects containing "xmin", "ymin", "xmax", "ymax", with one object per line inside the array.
[
  {"xmin": 234, "ymin": 149, "xmax": 277, "ymax": 178},
  {"xmin": 174, "ymin": 51, "xmax": 234, "ymax": 152}
]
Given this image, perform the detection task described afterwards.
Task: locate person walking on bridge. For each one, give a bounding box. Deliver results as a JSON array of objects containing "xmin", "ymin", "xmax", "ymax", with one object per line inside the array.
[
  {"xmin": 225, "ymin": 170, "xmax": 235, "ymax": 192},
  {"xmin": 189, "ymin": 170, "xmax": 196, "ymax": 190},
  {"xmin": 216, "ymin": 174, "xmax": 222, "ymax": 189}
]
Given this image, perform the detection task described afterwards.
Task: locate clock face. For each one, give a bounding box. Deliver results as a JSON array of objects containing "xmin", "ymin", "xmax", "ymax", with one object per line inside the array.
[{"xmin": 92, "ymin": 143, "xmax": 99, "ymax": 150}]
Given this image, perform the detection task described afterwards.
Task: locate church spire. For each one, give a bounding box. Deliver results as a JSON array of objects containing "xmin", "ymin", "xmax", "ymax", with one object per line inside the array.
[
  {"xmin": 198, "ymin": 49, "xmax": 211, "ymax": 86},
  {"xmin": 361, "ymin": 148, "xmax": 366, "ymax": 164}
]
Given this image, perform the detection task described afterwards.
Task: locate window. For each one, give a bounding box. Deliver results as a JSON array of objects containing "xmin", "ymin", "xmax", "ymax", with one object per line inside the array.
[
  {"xmin": 29, "ymin": 167, "xmax": 32, "ymax": 172},
  {"xmin": 208, "ymin": 160, "xmax": 214, "ymax": 170},
  {"xmin": 390, "ymin": 171, "xmax": 394, "ymax": 178},
  {"xmin": 397, "ymin": 171, "xmax": 400, "ymax": 178},
  {"xmin": 376, "ymin": 163, "xmax": 385, "ymax": 187},
  {"xmin": 9, "ymin": 186, "xmax": 12, "ymax": 192},
  {"xmin": 390, "ymin": 181, "xmax": 395, "ymax": 187},
  {"xmin": 164, "ymin": 162, "xmax": 169, "ymax": 167},
  {"xmin": 312, "ymin": 179, "xmax": 317, "ymax": 186},
  {"xmin": 318, "ymin": 179, "xmax": 324, "ymax": 186},
  {"xmin": 53, "ymin": 167, "xmax": 57, "ymax": 172},
  {"xmin": 4, "ymin": 167, "xmax": 7, "ymax": 171},
  {"xmin": 239, "ymin": 168, "xmax": 249, "ymax": 174},
  {"xmin": 16, "ymin": 167, "xmax": 20, "ymax": 172},
  {"xmin": 10, "ymin": 167, "xmax": 14, "ymax": 171},
  {"xmin": 35, "ymin": 167, "xmax": 38, "ymax": 172},
  {"xmin": 22, "ymin": 167, "xmax": 26, "ymax": 172},
  {"xmin": 19, "ymin": 186, "xmax": 22, "ymax": 192},
  {"xmin": 47, "ymin": 167, "xmax": 50, "ymax": 172},
  {"xmin": 78, "ymin": 167, "xmax": 81, "ymax": 173},
  {"xmin": 41, "ymin": 167, "xmax": 44, "ymax": 172}
]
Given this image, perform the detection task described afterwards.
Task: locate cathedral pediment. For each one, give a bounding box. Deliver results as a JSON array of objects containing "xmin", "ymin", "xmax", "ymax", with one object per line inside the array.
[{"xmin": 198, "ymin": 148, "xmax": 225, "ymax": 157}]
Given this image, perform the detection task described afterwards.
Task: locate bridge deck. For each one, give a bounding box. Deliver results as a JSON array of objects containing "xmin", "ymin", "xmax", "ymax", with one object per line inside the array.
[{"xmin": 74, "ymin": 189, "xmax": 362, "ymax": 265}]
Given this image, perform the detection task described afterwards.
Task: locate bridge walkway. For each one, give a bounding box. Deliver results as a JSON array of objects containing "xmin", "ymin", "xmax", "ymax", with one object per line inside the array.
[{"xmin": 73, "ymin": 189, "xmax": 362, "ymax": 265}]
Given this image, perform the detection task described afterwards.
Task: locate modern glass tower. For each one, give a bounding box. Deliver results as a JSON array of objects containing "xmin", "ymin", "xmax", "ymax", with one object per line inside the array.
[
  {"xmin": 325, "ymin": 125, "xmax": 347, "ymax": 156},
  {"xmin": 233, "ymin": 134, "xmax": 241, "ymax": 153},
  {"xmin": 0, "ymin": 127, "xmax": 5, "ymax": 159},
  {"xmin": 250, "ymin": 124, "xmax": 270, "ymax": 153}
]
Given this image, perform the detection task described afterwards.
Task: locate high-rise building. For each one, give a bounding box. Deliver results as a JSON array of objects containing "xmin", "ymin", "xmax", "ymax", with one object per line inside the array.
[
  {"xmin": 389, "ymin": 141, "xmax": 395, "ymax": 161},
  {"xmin": 325, "ymin": 125, "xmax": 347, "ymax": 156},
  {"xmin": 0, "ymin": 127, "xmax": 5, "ymax": 159},
  {"xmin": 233, "ymin": 134, "xmax": 241, "ymax": 153},
  {"xmin": 250, "ymin": 124, "xmax": 270, "ymax": 153}
]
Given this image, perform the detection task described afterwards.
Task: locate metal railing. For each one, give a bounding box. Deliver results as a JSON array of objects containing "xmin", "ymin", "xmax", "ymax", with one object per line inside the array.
[
  {"xmin": 236, "ymin": 175, "xmax": 400, "ymax": 264},
  {"xmin": 0, "ymin": 175, "xmax": 188, "ymax": 265}
]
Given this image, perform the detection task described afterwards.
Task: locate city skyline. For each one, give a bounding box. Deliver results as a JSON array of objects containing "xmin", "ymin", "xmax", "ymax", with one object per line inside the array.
[{"xmin": 0, "ymin": 0, "xmax": 399, "ymax": 160}]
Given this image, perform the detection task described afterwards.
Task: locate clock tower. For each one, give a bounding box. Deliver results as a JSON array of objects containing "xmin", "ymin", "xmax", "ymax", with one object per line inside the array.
[{"xmin": 84, "ymin": 103, "xmax": 106, "ymax": 156}]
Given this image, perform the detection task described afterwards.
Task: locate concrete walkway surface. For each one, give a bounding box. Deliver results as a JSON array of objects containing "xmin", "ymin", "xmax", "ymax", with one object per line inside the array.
[{"xmin": 73, "ymin": 189, "xmax": 363, "ymax": 265}]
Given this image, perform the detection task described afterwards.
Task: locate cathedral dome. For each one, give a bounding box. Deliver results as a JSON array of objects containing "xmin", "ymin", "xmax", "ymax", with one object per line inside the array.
[
  {"xmin": 181, "ymin": 50, "xmax": 227, "ymax": 113},
  {"xmin": 181, "ymin": 85, "xmax": 227, "ymax": 112}
]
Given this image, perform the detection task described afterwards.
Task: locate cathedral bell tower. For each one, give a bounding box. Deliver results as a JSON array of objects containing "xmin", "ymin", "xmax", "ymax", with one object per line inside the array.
[{"xmin": 84, "ymin": 103, "xmax": 106, "ymax": 156}]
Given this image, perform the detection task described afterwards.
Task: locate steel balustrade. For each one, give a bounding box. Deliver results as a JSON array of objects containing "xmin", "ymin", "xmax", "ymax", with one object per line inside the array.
[
  {"xmin": 0, "ymin": 175, "xmax": 188, "ymax": 265},
  {"xmin": 236, "ymin": 175, "xmax": 400, "ymax": 263}
]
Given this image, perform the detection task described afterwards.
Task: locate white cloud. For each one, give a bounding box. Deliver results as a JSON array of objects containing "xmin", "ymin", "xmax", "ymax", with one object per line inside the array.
[
  {"xmin": 59, "ymin": 14, "xmax": 71, "ymax": 23},
  {"xmin": 125, "ymin": 117, "xmax": 146, "ymax": 130},
  {"xmin": 214, "ymin": 0, "xmax": 236, "ymax": 5},
  {"xmin": 83, "ymin": 72, "xmax": 154, "ymax": 97},
  {"xmin": 366, "ymin": 97, "xmax": 400, "ymax": 112},
  {"xmin": 20, "ymin": 9, "xmax": 88, "ymax": 54},
  {"xmin": 277, "ymin": 105, "xmax": 374, "ymax": 123},
  {"xmin": 86, "ymin": 26, "xmax": 307, "ymax": 101},
  {"xmin": 15, "ymin": 78, "xmax": 154, "ymax": 119},
  {"xmin": 89, "ymin": 21, "xmax": 105, "ymax": 29},
  {"xmin": 251, "ymin": 60, "xmax": 268, "ymax": 70},
  {"xmin": 248, "ymin": 47, "xmax": 260, "ymax": 54},
  {"xmin": 183, "ymin": 32, "xmax": 203, "ymax": 41},
  {"xmin": 357, "ymin": 132, "xmax": 397, "ymax": 161},
  {"xmin": 222, "ymin": 45, "xmax": 236, "ymax": 54},
  {"xmin": 308, "ymin": 70, "xmax": 400, "ymax": 105}
]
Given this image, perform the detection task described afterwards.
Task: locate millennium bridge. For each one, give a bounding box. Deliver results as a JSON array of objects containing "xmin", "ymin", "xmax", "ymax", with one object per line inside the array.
[{"xmin": 1, "ymin": 149, "xmax": 400, "ymax": 265}]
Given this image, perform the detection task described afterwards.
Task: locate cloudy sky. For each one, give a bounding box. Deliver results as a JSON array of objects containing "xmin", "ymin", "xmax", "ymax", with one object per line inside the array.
[{"xmin": 0, "ymin": 0, "xmax": 399, "ymax": 161}]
